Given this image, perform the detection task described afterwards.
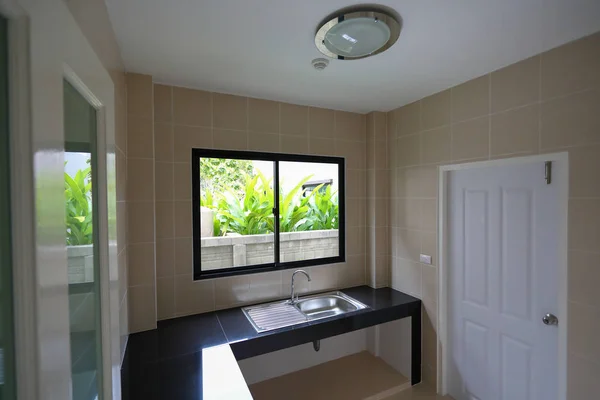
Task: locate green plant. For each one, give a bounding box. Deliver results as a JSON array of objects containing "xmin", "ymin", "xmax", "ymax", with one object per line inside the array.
[
  {"xmin": 200, "ymin": 157, "xmax": 254, "ymax": 198},
  {"xmin": 278, "ymin": 175, "xmax": 316, "ymax": 233},
  {"xmin": 214, "ymin": 171, "xmax": 274, "ymax": 235},
  {"xmin": 200, "ymin": 172, "xmax": 340, "ymax": 237},
  {"xmin": 65, "ymin": 167, "xmax": 93, "ymax": 245},
  {"xmin": 301, "ymin": 184, "xmax": 339, "ymax": 230}
]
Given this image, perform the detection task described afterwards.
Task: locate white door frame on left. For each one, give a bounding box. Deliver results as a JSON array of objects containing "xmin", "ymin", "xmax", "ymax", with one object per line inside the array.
[
  {"xmin": 0, "ymin": 1, "xmax": 121, "ymax": 398},
  {"xmin": 64, "ymin": 63, "xmax": 114, "ymax": 400},
  {"xmin": 0, "ymin": 2, "xmax": 39, "ymax": 399},
  {"xmin": 437, "ymin": 152, "xmax": 569, "ymax": 399}
]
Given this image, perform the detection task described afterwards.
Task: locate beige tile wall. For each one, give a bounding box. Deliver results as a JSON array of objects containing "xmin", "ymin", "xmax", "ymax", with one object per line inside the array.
[
  {"xmin": 126, "ymin": 74, "xmax": 157, "ymax": 332},
  {"xmin": 387, "ymin": 31, "xmax": 600, "ymax": 396},
  {"xmin": 65, "ymin": 0, "xmax": 130, "ymax": 360},
  {"xmin": 366, "ymin": 112, "xmax": 389, "ymax": 288},
  {"xmin": 125, "ymin": 78, "xmax": 368, "ymax": 328},
  {"xmin": 115, "ymin": 73, "xmax": 129, "ymax": 358}
]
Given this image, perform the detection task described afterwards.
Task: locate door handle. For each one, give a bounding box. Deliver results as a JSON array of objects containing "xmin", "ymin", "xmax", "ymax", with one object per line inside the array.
[{"xmin": 542, "ymin": 313, "xmax": 558, "ymax": 326}]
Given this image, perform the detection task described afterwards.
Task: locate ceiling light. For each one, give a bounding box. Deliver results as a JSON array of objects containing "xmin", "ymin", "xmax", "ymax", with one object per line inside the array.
[{"xmin": 315, "ymin": 8, "xmax": 401, "ymax": 60}]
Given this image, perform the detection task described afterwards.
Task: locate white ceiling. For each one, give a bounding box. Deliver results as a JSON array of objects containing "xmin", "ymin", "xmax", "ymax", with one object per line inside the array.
[{"xmin": 105, "ymin": 0, "xmax": 600, "ymax": 113}]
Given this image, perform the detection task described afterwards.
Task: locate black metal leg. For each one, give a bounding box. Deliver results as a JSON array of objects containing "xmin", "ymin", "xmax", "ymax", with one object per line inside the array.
[{"xmin": 410, "ymin": 304, "xmax": 422, "ymax": 385}]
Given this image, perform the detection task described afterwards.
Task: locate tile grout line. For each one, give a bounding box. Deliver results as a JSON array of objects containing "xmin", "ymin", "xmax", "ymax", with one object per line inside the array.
[
  {"xmin": 170, "ymin": 84, "xmax": 176, "ymax": 319},
  {"xmin": 488, "ymin": 73, "xmax": 492, "ymax": 160},
  {"xmin": 151, "ymin": 80, "xmax": 158, "ymax": 327},
  {"xmin": 307, "ymin": 107, "xmax": 311, "ymax": 154},
  {"xmin": 538, "ymin": 54, "xmax": 543, "ymax": 153},
  {"xmin": 210, "ymin": 91, "xmax": 214, "ymax": 147},
  {"xmin": 450, "ymin": 86, "xmax": 455, "ymax": 162},
  {"xmin": 215, "ymin": 314, "xmax": 230, "ymax": 342},
  {"xmin": 333, "ymin": 110, "xmax": 338, "ymax": 154},
  {"xmin": 246, "ymin": 97, "xmax": 249, "ymax": 149},
  {"xmin": 418, "ymin": 100, "xmax": 423, "ymax": 167}
]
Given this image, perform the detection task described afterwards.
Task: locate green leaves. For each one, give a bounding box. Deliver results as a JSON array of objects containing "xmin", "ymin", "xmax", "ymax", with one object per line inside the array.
[
  {"xmin": 205, "ymin": 171, "xmax": 274, "ymax": 236},
  {"xmin": 297, "ymin": 184, "xmax": 339, "ymax": 231},
  {"xmin": 279, "ymin": 175, "xmax": 314, "ymax": 233},
  {"xmin": 65, "ymin": 166, "xmax": 93, "ymax": 245},
  {"xmin": 200, "ymin": 157, "xmax": 255, "ymax": 197},
  {"xmin": 201, "ymin": 173, "xmax": 339, "ymax": 237}
]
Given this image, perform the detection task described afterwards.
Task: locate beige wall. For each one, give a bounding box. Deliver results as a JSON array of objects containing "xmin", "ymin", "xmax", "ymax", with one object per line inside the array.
[
  {"xmin": 115, "ymin": 72, "xmax": 128, "ymax": 359},
  {"xmin": 387, "ymin": 31, "xmax": 600, "ymax": 397},
  {"xmin": 126, "ymin": 77, "xmax": 369, "ymax": 331},
  {"xmin": 65, "ymin": 0, "xmax": 129, "ymax": 359},
  {"xmin": 366, "ymin": 112, "xmax": 389, "ymax": 288}
]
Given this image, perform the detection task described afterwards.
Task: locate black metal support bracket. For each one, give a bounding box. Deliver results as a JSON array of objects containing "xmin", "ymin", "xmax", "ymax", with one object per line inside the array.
[{"xmin": 410, "ymin": 303, "xmax": 422, "ymax": 385}]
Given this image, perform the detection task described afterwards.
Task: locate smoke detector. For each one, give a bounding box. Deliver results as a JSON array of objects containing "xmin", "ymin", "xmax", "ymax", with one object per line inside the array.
[{"xmin": 312, "ymin": 58, "xmax": 329, "ymax": 70}]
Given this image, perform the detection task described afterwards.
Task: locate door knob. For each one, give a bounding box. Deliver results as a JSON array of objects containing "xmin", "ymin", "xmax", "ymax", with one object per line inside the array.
[{"xmin": 542, "ymin": 313, "xmax": 558, "ymax": 326}]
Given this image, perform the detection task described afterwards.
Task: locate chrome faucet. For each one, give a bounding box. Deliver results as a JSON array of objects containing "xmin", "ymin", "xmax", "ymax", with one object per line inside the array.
[{"xmin": 290, "ymin": 270, "xmax": 311, "ymax": 304}]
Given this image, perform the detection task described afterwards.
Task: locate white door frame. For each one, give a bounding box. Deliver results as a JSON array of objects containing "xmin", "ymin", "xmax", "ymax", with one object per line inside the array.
[
  {"xmin": 0, "ymin": 1, "xmax": 118, "ymax": 398},
  {"xmin": 437, "ymin": 153, "xmax": 569, "ymax": 400},
  {"xmin": 63, "ymin": 63, "xmax": 114, "ymax": 400},
  {"xmin": 0, "ymin": 2, "xmax": 38, "ymax": 399}
]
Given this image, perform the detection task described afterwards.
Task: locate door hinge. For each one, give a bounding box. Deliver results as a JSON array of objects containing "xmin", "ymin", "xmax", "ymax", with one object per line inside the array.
[{"xmin": 545, "ymin": 161, "xmax": 552, "ymax": 184}]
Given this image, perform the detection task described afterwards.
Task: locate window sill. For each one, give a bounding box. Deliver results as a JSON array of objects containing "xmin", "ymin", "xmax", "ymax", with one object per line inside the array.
[{"xmin": 193, "ymin": 256, "xmax": 346, "ymax": 280}]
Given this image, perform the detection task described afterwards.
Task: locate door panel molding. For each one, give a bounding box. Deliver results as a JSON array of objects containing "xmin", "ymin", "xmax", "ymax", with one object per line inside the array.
[{"xmin": 438, "ymin": 153, "xmax": 569, "ymax": 400}]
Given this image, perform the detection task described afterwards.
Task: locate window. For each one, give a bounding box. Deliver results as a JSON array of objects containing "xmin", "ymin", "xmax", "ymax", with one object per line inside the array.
[
  {"xmin": 64, "ymin": 80, "xmax": 104, "ymax": 398},
  {"xmin": 192, "ymin": 149, "xmax": 345, "ymax": 279}
]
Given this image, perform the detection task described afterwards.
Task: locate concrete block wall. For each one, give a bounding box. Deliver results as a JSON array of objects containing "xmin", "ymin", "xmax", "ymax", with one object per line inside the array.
[{"xmin": 200, "ymin": 230, "xmax": 339, "ymax": 269}]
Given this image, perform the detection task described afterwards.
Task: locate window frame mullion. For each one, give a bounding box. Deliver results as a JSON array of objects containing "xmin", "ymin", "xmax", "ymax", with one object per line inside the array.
[{"xmin": 273, "ymin": 160, "xmax": 280, "ymax": 266}]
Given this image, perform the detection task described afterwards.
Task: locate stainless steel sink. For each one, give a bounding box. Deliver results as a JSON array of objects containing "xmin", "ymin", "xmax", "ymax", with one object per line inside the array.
[
  {"xmin": 294, "ymin": 292, "xmax": 367, "ymax": 320},
  {"xmin": 242, "ymin": 291, "xmax": 368, "ymax": 333}
]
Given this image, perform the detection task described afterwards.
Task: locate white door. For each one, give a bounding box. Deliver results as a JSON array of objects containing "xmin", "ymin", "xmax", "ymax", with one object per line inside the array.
[{"xmin": 447, "ymin": 161, "xmax": 560, "ymax": 400}]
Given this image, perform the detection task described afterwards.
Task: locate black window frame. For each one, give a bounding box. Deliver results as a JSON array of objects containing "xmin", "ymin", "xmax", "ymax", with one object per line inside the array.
[{"xmin": 192, "ymin": 148, "xmax": 346, "ymax": 280}]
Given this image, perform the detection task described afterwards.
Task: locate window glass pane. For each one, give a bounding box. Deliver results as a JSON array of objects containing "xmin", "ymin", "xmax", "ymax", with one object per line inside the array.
[
  {"xmin": 279, "ymin": 161, "xmax": 340, "ymax": 262},
  {"xmin": 200, "ymin": 157, "xmax": 275, "ymax": 270},
  {"xmin": 64, "ymin": 80, "xmax": 103, "ymax": 400}
]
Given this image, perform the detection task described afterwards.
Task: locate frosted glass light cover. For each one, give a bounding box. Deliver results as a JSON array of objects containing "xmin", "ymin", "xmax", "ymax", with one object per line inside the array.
[{"xmin": 324, "ymin": 17, "xmax": 391, "ymax": 58}]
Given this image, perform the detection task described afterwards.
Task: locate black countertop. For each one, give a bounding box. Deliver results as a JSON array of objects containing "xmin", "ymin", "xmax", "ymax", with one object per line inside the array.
[{"xmin": 121, "ymin": 286, "xmax": 421, "ymax": 400}]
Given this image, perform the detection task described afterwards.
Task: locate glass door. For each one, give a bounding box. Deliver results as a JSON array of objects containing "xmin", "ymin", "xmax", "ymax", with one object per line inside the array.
[
  {"xmin": 64, "ymin": 80, "xmax": 103, "ymax": 400},
  {"xmin": 0, "ymin": 15, "xmax": 16, "ymax": 400}
]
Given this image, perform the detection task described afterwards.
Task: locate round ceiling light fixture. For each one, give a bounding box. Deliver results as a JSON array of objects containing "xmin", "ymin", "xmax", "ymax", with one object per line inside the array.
[{"xmin": 315, "ymin": 7, "xmax": 401, "ymax": 60}]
